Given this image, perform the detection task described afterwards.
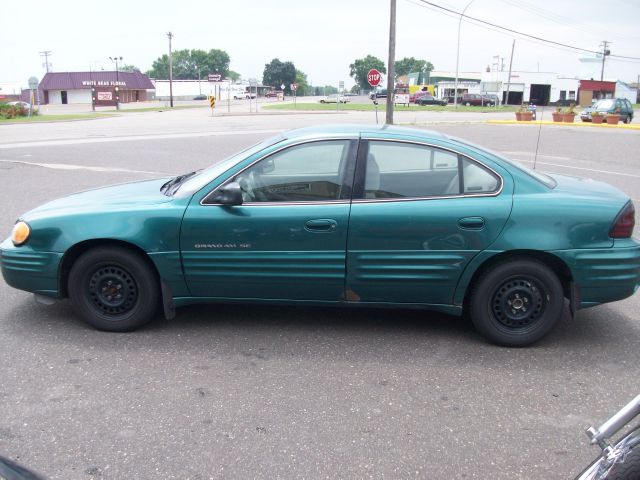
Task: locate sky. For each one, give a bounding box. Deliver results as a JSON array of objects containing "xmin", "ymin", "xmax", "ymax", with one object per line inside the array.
[{"xmin": 2, "ymin": 0, "xmax": 639, "ymax": 89}]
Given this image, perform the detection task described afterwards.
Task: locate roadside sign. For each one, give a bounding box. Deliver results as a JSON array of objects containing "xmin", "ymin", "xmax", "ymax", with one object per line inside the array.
[
  {"xmin": 367, "ymin": 69, "xmax": 382, "ymax": 87},
  {"xmin": 208, "ymin": 95, "xmax": 216, "ymax": 108},
  {"xmin": 339, "ymin": 81, "xmax": 344, "ymax": 91},
  {"xmin": 291, "ymin": 83, "xmax": 298, "ymax": 91},
  {"xmin": 280, "ymin": 84, "xmax": 285, "ymax": 90},
  {"xmin": 28, "ymin": 76, "xmax": 39, "ymax": 90},
  {"xmin": 208, "ymin": 73, "xmax": 222, "ymax": 82}
]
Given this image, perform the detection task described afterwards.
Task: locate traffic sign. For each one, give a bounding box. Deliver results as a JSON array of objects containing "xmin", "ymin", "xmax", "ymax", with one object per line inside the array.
[
  {"xmin": 208, "ymin": 95, "xmax": 216, "ymax": 108},
  {"xmin": 28, "ymin": 77, "xmax": 39, "ymax": 90},
  {"xmin": 367, "ymin": 69, "xmax": 382, "ymax": 87},
  {"xmin": 208, "ymin": 73, "xmax": 222, "ymax": 82},
  {"xmin": 291, "ymin": 83, "xmax": 298, "ymax": 91}
]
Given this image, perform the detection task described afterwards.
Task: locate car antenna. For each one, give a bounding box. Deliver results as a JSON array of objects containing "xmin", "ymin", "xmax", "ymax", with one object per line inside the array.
[{"xmin": 533, "ymin": 106, "xmax": 544, "ymax": 170}]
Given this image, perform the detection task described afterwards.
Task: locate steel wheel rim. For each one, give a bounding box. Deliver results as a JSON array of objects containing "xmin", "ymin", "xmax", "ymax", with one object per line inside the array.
[
  {"xmin": 88, "ymin": 265, "xmax": 138, "ymax": 317},
  {"xmin": 490, "ymin": 276, "xmax": 546, "ymax": 329}
]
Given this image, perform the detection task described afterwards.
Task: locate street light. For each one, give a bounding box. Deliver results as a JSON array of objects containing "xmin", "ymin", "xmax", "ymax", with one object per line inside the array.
[
  {"xmin": 454, "ymin": 0, "xmax": 475, "ymax": 108},
  {"xmin": 109, "ymin": 56, "xmax": 123, "ymax": 81}
]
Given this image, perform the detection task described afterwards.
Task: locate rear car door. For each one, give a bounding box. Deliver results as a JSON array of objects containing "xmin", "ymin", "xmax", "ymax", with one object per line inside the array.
[{"xmin": 346, "ymin": 137, "xmax": 513, "ymax": 305}]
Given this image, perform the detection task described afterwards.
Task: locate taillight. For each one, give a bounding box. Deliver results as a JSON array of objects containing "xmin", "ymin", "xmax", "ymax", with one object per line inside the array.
[{"xmin": 609, "ymin": 202, "xmax": 635, "ymax": 238}]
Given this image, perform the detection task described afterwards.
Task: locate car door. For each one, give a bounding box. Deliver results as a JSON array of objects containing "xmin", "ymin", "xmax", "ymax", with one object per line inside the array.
[
  {"xmin": 180, "ymin": 138, "xmax": 358, "ymax": 301},
  {"xmin": 346, "ymin": 137, "xmax": 513, "ymax": 306}
]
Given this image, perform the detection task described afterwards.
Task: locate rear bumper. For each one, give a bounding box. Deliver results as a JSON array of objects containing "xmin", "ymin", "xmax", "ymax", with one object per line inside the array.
[
  {"xmin": 0, "ymin": 238, "xmax": 62, "ymax": 298},
  {"xmin": 554, "ymin": 239, "xmax": 640, "ymax": 308}
]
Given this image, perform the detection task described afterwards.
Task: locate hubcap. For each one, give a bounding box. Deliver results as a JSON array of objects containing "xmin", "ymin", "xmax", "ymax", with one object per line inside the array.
[
  {"xmin": 491, "ymin": 278, "xmax": 545, "ymax": 328},
  {"xmin": 88, "ymin": 266, "xmax": 137, "ymax": 316}
]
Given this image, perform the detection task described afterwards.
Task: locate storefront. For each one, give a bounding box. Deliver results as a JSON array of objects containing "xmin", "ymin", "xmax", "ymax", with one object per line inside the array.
[{"xmin": 38, "ymin": 71, "xmax": 154, "ymax": 104}]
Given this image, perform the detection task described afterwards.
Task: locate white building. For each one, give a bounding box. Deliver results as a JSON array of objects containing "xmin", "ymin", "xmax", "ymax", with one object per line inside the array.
[{"xmin": 480, "ymin": 70, "xmax": 579, "ymax": 105}]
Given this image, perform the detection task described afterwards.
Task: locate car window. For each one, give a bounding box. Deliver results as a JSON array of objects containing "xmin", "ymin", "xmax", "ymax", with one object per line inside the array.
[
  {"xmin": 462, "ymin": 158, "xmax": 500, "ymax": 193},
  {"xmin": 233, "ymin": 140, "xmax": 351, "ymax": 203},
  {"xmin": 363, "ymin": 141, "xmax": 461, "ymax": 198}
]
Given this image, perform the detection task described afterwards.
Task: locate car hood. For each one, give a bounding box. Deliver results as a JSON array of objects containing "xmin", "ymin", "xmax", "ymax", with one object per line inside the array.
[
  {"xmin": 21, "ymin": 178, "xmax": 173, "ymax": 221},
  {"xmin": 548, "ymin": 173, "xmax": 629, "ymax": 202}
]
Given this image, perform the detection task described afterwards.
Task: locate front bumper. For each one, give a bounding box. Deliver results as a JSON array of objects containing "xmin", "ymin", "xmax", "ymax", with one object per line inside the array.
[{"xmin": 0, "ymin": 238, "xmax": 63, "ymax": 298}]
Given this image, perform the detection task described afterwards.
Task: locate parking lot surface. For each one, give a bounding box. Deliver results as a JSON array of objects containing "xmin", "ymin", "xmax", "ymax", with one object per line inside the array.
[{"xmin": 0, "ymin": 109, "xmax": 638, "ymax": 479}]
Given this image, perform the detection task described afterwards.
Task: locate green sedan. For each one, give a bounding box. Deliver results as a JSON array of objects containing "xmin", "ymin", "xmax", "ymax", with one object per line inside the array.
[{"xmin": 2, "ymin": 125, "xmax": 639, "ymax": 346}]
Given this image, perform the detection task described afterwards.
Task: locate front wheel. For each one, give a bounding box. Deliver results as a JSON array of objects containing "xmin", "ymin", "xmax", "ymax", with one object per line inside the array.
[
  {"xmin": 320, "ymin": 100, "xmax": 325, "ymax": 104},
  {"xmin": 465, "ymin": 102, "xmax": 471, "ymax": 106},
  {"xmin": 468, "ymin": 259, "xmax": 564, "ymax": 347},
  {"xmin": 68, "ymin": 247, "xmax": 159, "ymax": 332}
]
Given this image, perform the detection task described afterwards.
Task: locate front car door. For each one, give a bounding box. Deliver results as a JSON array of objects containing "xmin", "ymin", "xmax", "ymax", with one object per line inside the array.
[
  {"xmin": 180, "ymin": 137, "xmax": 358, "ymax": 301},
  {"xmin": 346, "ymin": 136, "xmax": 513, "ymax": 306}
]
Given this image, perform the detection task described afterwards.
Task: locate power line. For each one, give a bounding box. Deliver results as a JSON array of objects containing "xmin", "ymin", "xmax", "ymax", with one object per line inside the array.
[
  {"xmin": 39, "ymin": 50, "xmax": 53, "ymax": 73},
  {"xmin": 412, "ymin": 0, "xmax": 640, "ymax": 61}
]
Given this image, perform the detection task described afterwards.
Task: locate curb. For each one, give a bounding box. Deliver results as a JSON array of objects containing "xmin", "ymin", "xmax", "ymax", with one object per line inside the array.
[{"xmin": 487, "ymin": 120, "xmax": 640, "ymax": 130}]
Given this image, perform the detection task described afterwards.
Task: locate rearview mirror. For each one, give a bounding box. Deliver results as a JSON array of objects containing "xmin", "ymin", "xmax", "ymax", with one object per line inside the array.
[{"xmin": 214, "ymin": 182, "xmax": 243, "ymax": 206}]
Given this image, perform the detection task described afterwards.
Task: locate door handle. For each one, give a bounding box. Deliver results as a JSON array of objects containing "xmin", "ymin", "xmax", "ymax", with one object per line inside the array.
[
  {"xmin": 458, "ymin": 216, "xmax": 485, "ymax": 230},
  {"xmin": 305, "ymin": 219, "xmax": 338, "ymax": 233}
]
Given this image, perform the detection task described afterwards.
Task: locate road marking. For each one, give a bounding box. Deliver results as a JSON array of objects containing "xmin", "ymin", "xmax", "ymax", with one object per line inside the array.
[
  {"xmin": 0, "ymin": 159, "xmax": 162, "ymax": 175},
  {"xmin": 0, "ymin": 129, "xmax": 283, "ymax": 150},
  {"xmin": 501, "ymin": 151, "xmax": 572, "ymax": 161},
  {"xmin": 511, "ymin": 158, "xmax": 640, "ymax": 179}
]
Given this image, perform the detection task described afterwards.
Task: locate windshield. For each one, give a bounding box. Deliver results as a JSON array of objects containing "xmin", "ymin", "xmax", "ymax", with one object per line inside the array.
[
  {"xmin": 171, "ymin": 134, "xmax": 285, "ymax": 197},
  {"xmin": 595, "ymin": 99, "xmax": 614, "ymax": 110}
]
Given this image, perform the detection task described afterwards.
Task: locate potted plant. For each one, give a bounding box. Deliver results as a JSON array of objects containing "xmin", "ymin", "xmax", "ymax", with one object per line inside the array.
[
  {"xmin": 552, "ymin": 106, "xmax": 563, "ymax": 122},
  {"xmin": 606, "ymin": 107, "xmax": 621, "ymax": 124},
  {"xmin": 562, "ymin": 103, "xmax": 577, "ymax": 123},
  {"xmin": 591, "ymin": 110, "xmax": 605, "ymax": 124},
  {"xmin": 516, "ymin": 103, "xmax": 534, "ymax": 121}
]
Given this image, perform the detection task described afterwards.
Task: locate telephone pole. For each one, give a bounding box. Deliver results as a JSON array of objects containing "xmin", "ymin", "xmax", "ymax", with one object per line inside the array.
[
  {"xmin": 167, "ymin": 31, "xmax": 174, "ymax": 108},
  {"xmin": 600, "ymin": 41, "xmax": 610, "ymax": 82},
  {"xmin": 39, "ymin": 50, "xmax": 53, "ymax": 73},
  {"xmin": 385, "ymin": 0, "xmax": 396, "ymax": 125}
]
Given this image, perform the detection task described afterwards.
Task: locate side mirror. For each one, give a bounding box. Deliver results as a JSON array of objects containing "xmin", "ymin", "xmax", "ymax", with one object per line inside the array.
[{"xmin": 214, "ymin": 182, "xmax": 243, "ymax": 206}]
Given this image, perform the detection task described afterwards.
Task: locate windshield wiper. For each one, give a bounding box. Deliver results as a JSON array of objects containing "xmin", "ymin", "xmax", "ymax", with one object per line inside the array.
[{"xmin": 161, "ymin": 171, "xmax": 198, "ymax": 196}]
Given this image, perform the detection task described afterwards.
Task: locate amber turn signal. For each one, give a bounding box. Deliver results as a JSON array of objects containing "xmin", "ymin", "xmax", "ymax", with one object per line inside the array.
[{"xmin": 11, "ymin": 221, "xmax": 30, "ymax": 246}]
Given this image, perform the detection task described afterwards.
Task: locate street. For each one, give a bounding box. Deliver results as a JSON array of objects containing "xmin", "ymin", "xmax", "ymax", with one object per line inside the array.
[{"xmin": 0, "ymin": 109, "xmax": 638, "ymax": 479}]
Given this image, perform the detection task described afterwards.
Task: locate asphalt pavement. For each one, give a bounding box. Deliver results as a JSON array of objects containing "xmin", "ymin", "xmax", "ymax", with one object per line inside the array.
[{"xmin": 0, "ymin": 108, "xmax": 638, "ymax": 479}]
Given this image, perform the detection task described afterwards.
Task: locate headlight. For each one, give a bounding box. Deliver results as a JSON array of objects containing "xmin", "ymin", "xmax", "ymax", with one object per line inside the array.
[{"xmin": 11, "ymin": 221, "xmax": 30, "ymax": 246}]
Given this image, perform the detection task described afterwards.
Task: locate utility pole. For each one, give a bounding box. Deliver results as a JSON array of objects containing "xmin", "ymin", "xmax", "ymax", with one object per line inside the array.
[
  {"xmin": 167, "ymin": 31, "xmax": 174, "ymax": 108},
  {"xmin": 385, "ymin": 0, "xmax": 396, "ymax": 125},
  {"xmin": 505, "ymin": 39, "xmax": 515, "ymax": 106},
  {"xmin": 600, "ymin": 41, "xmax": 610, "ymax": 82},
  {"xmin": 454, "ymin": 0, "xmax": 475, "ymax": 108},
  {"xmin": 39, "ymin": 50, "xmax": 53, "ymax": 73}
]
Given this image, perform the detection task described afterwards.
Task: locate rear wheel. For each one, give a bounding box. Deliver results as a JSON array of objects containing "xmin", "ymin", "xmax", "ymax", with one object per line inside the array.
[
  {"xmin": 468, "ymin": 259, "xmax": 564, "ymax": 347},
  {"xmin": 465, "ymin": 102, "xmax": 471, "ymax": 106},
  {"xmin": 624, "ymin": 115, "xmax": 632, "ymax": 124},
  {"xmin": 68, "ymin": 247, "xmax": 159, "ymax": 332}
]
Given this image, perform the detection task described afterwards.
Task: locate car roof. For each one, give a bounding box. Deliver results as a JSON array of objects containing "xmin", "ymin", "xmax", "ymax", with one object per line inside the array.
[{"xmin": 283, "ymin": 124, "xmax": 446, "ymax": 141}]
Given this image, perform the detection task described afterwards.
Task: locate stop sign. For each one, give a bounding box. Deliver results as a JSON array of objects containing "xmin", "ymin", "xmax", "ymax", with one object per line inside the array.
[{"xmin": 367, "ymin": 69, "xmax": 382, "ymax": 87}]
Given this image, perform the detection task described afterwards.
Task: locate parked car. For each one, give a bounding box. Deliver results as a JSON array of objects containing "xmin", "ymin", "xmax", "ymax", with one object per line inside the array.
[
  {"xmin": 320, "ymin": 94, "xmax": 349, "ymax": 104},
  {"xmin": 265, "ymin": 90, "xmax": 282, "ymax": 98},
  {"xmin": 233, "ymin": 92, "xmax": 255, "ymax": 100},
  {"xmin": 409, "ymin": 91, "xmax": 430, "ymax": 103},
  {"xmin": 192, "ymin": 95, "xmax": 207, "ymax": 100},
  {"xmin": 416, "ymin": 95, "xmax": 447, "ymax": 106},
  {"xmin": 2, "ymin": 125, "xmax": 638, "ymax": 347},
  {"xmin": 483, "ymin": 94, "xmax": 500, "ymax": 106},
  {"xmin": 7, "ymin": 101, "xmax": 32, "ymax": 109},
  {"xmin": 580, "ymin": 98, "xmax": 634, "ymax": 123},
  {"xmin": 368, "ymin": 89, "xmax": 388, "ymax": 100},
  {"xmin": 460, "ymin": 93, "xmax": 497, "ymax": 106}
]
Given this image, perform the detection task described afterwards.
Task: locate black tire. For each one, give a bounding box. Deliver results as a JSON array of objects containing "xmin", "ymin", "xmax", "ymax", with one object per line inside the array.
[
  {"xmin": 606, "ymin": 434, "xmax": 640, "ymax": 480},
  {"xmin": 68, "ymin": 246, "xmax": 159, "ymax": 332},
  {"xmin": 468, "ymin": 259, "xmax": 564, "ymax": 347},
  {"xmin": 624, "ymin": 115, "xmax": 632, "ymax": 124},
  {"xmin": 465, "ymin": 102, "xmax": 471, "ymax": 106},
  {"xmin": 320, "ymin": 100, "xmax": 325, "ymax": 104}
]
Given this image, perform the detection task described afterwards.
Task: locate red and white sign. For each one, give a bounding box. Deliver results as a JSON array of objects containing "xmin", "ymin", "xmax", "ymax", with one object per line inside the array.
[
  {"xmin": 97, "ymin": 91, "xmax": 113, "ymax": 101},
  {"xmin": 367, "ymin": 69, "xmax": 382, "ymax": 87},
  {"xmin": 290, "ymin": 83, "xmax": 298, "ymax": 91}
]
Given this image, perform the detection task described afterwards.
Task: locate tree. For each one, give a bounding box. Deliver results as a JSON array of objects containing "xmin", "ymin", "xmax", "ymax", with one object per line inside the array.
[
  {"xmin": 349, "ymin": 55, "xmax": 386, "ymax": 90},
  {"xmin": 350, "ymin": 84, "xmax": 360, "ymax": 94},
  {"xmin": 295, "ymin": 69, "xmax": 309, "ymax": 96},
  {"xmin": 263, "ymin": 58, "xmax": 296, "ymax": 94},
  {"xmin": 146, "ymin": 49, "xmax": 230, "ymax": 79},
  {"xmin": 227, "ymin": 70, "xmax": 241, "ymax": 82},
  {"xmin": 120, "ymin": 64, "xmax": 141, "ymax": 73},
  {"xmin": 394, "ymin": 57, "xmax": 434, "ymax": 78}
]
